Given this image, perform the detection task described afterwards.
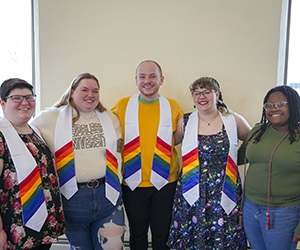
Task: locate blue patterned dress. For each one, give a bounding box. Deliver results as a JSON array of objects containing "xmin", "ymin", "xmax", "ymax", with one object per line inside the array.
[{"xmin": 167, "ymin": 126, "xmax": 247, "ymax": 249}]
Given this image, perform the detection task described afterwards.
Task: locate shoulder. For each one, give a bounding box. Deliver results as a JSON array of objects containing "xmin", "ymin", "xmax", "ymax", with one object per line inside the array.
[
  {"xmin": 166, "ymin": 97, "xmax": 181, "ymax": 107},
  {"xmin": 111, "ymin": 96, "xmax": 131, "ymax": 115},
  {"xmin": 114, "ymin": 96, "xmax": 131, "ymax": 106},
  {"xmin": 165, "ymin": 97, "xmax": 184, "ymax": 117},
  {"xmin": 230, "ymin": 112, "xmax": 251, "ymax": 140},
  {"xmin": 35, "ymin": 106, "xmax": 61, "ymax": 118},
  {"xmin": 232, "ymin": 112, "xmax": 250, "ymax": 126},
  {"xmin": 31, "ymin": 106, "xmax": 61, "ymax": 128},
  {"xmin": 104, "ymin": 110, "xmax": 119, "ymax": 123}
]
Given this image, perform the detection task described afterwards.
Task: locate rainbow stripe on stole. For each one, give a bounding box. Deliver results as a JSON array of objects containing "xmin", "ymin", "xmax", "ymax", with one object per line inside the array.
[
  {"xmin": 19, "ymin": 166, "xmax": 45, "ymax": 225},
  {"xmin": 123, "ymin": 136, "xmax": 142, "ymax": 190},
  {"xmin": 0, "ymin": 117, "xmax": 48, "ymax": 232},
  {"xmin": 220, "ymin": 155, "xmax": 238, "ymax": 214},
  {"xmin": 55, "ymin": 141, "xmax": 76, "ymax": 188},
  {"xmin": 151, "ymin": 136, "xmax": 172, "ymax": 190},
  {"xmin": 220, "ymin": 114, "xmax": 238, "ymax": 215},
  {"xmin": 105, "ymin": 149, "xmax": 121, "ymax": 205},
  {"xmin": 181, "ymin": 111, "xmax": 238, "ymax": 212},
  {"xmin": 182, "ymin": 148, "xmax": 199, "ymax": 195},
  {"xmin": 181, "ymin": 111, "xmax": 200, "ymax": 206}
]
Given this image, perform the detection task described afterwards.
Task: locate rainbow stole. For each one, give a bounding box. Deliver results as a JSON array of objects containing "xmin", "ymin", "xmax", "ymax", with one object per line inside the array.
[
  {"xmin": 181, "ymin": 111, "xmax": 200, "ymax": 206},
  {"xmin": 152, "ymin": 137, "xmax": 172, "ymax": 184},
  {"xmin": 222, "ymin": 156, "xmax": 237, "ymax": 205},
  {"xmin": 220, "ymin": 114, "xmax": 238, "ymax": 214},
  {"xmin": 181, "ymin": 111, "xmax": 238, "ymax": 214},
  {"xmin": 19, "ymin": 166, "xmax": 45, "ymax": 225},
  {"xmin": 105, "ymin": 149, "xmax": 120, "ymax": 193},
  {"xmin": 123, "ymin": 135, "xmax": 142, "ymax": 190},
  {"xmin": 98, "ymin": 111, "xmax": 120, "ymax": 205},
  {"xmin": 123, "ymin": 94, "xmax": 142, "ymax": 190},
  {"xmin": 151, "ymin": 101, "xmax": 172, "ymax": 190},
  {"xmin": 54, "ymin": 106, "xmax": 78, "ymax": 200},
  {"xmin": 54, "ymin": 106, "xmax": 120, "ymax": 205},
  {"xmin": 0, "ymin": 117, "xmax": 48, "ymax": 232},
  {"xmin": 55, "ymin": 141, "xmax": 76, "ymax": 191},
  {"xmin": 123, "ymin": 94, "xmax": 172, "ymax": 190}
]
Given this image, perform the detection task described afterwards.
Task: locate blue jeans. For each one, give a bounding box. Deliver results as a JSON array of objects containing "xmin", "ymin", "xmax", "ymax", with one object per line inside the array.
[
  {"xmin": 62, "ymin": 183, "xmax": 125, "ymax": 250},
  {"xmin": 243, "ymin": 197, "xmax": 300, "ymax": 250}
]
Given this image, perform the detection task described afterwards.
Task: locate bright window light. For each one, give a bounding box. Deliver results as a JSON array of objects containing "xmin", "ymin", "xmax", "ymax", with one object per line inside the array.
[
  {"xmin": 0, "ymin": 1, "xmax": 32, "ymax": 84},
  {"xmin": 287, "ymin": 0, "xmax": 300, "ymax": 94}
]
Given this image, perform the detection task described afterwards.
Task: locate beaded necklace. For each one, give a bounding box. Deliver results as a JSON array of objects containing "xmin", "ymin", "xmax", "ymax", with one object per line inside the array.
[{"xmin": 240, "ymin": 126, "xmax": 289, "ymax": 230}]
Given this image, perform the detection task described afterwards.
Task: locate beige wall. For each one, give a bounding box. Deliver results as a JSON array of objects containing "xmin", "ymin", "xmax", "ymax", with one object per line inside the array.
[{"xmin": 37, "ymin": 0, "xmax": 284, "ymax": 126}]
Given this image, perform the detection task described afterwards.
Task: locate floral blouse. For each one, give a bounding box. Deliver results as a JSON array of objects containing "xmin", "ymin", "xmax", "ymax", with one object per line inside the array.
[{"xmin": 0, "ymin": 130, "xmax": 65, "ymax": 249}]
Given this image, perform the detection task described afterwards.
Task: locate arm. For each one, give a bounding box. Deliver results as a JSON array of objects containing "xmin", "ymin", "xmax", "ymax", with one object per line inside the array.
[
  {"xmin": 294, "ymin": 223, "xmax": 300, "ymax": 244},
  {"xmin": 173, "ymin": 117, "xmax": 183, "ymax": 146},
  {"xmin": 0, "ymin": 159, "xmax": 8, "ymax": 249},
  {"xmin": 234, "ymin": 113, "xmax": 251, "ymax": 141}
]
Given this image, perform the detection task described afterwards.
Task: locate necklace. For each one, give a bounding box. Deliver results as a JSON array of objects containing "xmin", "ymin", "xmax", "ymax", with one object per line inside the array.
[
  {"xmin": 199, "ymin": 112, "xmax": 219, "ymax": 126},
  {"xmin": 241, "ymin": 129, "xmax": 289, "ymax": 230}
]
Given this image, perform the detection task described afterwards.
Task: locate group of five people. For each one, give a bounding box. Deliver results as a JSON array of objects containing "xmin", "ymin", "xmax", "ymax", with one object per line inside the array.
[{"xmin": 0, "ymin": 60, "xmax": 299, "ymax": 250}]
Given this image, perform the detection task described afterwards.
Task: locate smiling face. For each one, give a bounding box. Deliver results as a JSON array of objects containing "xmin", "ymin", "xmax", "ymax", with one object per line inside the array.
[
  {"xmin": 265, "ymin": 91, "xmax": 289, "ymax": 131},
  {"xmin": 192, "ymin": 86, "xmax": 219, "ymax": 113},
  {"xmin": 1, "ymin": 88, "xmax": 35, "ymax": 126},
  {"xmin": 135, "ymin": 61, "xmax": 164, "ymax": 101},
  {"xmin": 71, "ymin": 78, "xmax": 100, "ymax": 112}
]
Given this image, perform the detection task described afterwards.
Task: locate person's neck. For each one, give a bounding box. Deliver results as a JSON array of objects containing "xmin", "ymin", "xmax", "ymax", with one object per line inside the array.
[
  {"xmin": 197, "ymin": 109, "xmax": 219, "ymax": 126},
  {"xmin": 271, "ymin": 124, "xmax": 289, "ymax": 132},
  {"xmin": 139, "ymin": 95, "xmax": 159, "ymax": 103},
  {"xmin": 12, "ymin": 123, "xmax": 32, "ymax": 134}
]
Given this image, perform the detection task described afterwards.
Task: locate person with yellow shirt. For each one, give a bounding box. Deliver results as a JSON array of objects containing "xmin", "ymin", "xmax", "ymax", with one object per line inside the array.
[{"xmin": 112, "ymin": 60, "xmax": 184, "ymax": 250}]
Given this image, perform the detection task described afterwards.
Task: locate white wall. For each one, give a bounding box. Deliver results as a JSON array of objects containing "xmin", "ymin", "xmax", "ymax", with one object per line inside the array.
[{"xmin": 37, "ymin": 0, "xmax": 284, "ymax": 127}]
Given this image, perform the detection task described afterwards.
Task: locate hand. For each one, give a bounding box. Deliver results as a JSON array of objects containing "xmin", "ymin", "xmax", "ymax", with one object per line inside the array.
[
  {"xmin": 294, "ymin": 233, "xmax": 300, "ymax": 244},
  {"xmin": 0, "ymin": 229, "xmax": 7, "ymax": 249}
]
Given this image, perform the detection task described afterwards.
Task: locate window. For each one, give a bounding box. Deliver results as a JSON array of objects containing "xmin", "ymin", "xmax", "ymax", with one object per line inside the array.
[
  {"xmin": 0, "ymin": 1, "xmax": 32, "ymax": 95},
  {"xmin": 0, "ymin": 1, "xmax": 33, "ymax": 116},
  {"xmin": 286, "ymin": 0, "xmax": 300, "ymax": 94}
]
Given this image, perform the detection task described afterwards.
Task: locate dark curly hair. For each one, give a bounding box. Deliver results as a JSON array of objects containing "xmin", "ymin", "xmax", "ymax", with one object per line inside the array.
[{"xmin": 254, "ymin": 85, "xmax": 300, "ymax": 144}]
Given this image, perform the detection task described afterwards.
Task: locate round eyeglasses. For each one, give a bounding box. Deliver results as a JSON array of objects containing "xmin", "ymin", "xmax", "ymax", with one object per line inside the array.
[
  {"xmin": 263, "ymin": 101, "xmax": 288, "ymax": 111},
  {"xmin": 6, "ymin": 95, "xmax": 37, "ymax": 103},
  {"xmin": 192, "ymin": 90, "xmax": 212, "ymax": 97}
]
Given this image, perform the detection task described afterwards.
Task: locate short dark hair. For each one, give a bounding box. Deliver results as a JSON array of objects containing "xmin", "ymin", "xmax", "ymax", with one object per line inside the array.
[{"xmin": 0, "ymin": 78, "xmax": 34, "ymax": 102}]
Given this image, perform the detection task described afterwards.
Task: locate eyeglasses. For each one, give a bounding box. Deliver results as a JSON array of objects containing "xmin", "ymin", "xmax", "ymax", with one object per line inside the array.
[
  {"xmin": 263, "ymin": 101, "xmax": 288, "ymax": 111},
  {"xmin": 6, "ymin": 95, "xmax": 36, "ymax": 103},
  {"xmin": 192, "ymin": 90, "xmax": 212, "ymax": 97}
]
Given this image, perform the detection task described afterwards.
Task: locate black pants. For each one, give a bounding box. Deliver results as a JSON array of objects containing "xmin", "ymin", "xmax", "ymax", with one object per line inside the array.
[{"xmin": 122, "ymin": 182, "xmax": 176, "ymax": 250}]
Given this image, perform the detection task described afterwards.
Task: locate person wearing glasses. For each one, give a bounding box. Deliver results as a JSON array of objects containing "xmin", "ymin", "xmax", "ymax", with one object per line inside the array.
[
  {"xmin": 239, "ymin": 85, "xmax": 300, "ymax": 250},
  {"xmin": 31, "ymin": 73, "xmax": 125, "ymax": 250},
  {"xmin": 0, "ymin": 78, "xmax": 65, "ymax": 249},
  {"xmin": 168, "ymin": 77, "xmax": 251, "ymax": 249}
]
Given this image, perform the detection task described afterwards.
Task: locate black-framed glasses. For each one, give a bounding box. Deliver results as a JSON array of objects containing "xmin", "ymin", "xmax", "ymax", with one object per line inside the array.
[
  {"xmin": 6, "ymin": 94, "xmax": 37, "ymax": 103},
  {"xmin": 192, "ymin": 90, "xmax": 212, "ymax": 97},
  {"xmin": 263, "ymin": 101, "xmax": 288, "ymax": 111}
]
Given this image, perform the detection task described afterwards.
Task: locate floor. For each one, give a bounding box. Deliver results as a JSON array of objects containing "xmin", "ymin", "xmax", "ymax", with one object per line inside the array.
[{"xmin": 50, "ymin": 235, "xmax": 300, "ymax": 250}]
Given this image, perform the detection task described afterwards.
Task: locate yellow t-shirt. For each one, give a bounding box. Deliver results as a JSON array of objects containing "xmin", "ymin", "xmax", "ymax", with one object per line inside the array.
[{"xmin": 112, "ymin": 96, "xmax": 184, "ymax": 187}]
